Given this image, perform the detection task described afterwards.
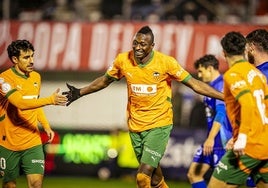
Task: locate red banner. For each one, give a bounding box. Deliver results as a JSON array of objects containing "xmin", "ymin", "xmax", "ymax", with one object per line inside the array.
[{"xmin": 0, "ymin": 21, "xmax": 267, "ymax": 73}]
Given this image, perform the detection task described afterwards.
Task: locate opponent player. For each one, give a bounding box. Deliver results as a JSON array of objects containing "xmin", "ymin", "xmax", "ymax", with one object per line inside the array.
[
  {"xmin": 208, "ymin": 32, "xmax": 268, "ymax": 188},
  {"xmin": 0, "ymin": 39, "xmax": 67, "ymax": 188},
  {"xmin": 187, "ymin": 54, "xmax": 232, "ymax": 188},
  {"xmin": 63, "ymin": 26, "xmax": 223, "ymax": 188},
  {"xmin": 246, "ymin": 29, "xmax": 268, "ymax": 78}
]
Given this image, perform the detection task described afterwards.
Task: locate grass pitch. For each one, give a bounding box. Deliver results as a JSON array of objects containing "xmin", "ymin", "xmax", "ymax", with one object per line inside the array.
[{"xmin": 14, "ymin": 176, "xmax": 191, "ymax": 188}]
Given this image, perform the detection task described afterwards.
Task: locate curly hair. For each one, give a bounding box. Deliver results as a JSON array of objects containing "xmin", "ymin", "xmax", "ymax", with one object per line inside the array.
[{"xmin": 7, "ymin": 39, "xmax": 34, "ymax": 63}]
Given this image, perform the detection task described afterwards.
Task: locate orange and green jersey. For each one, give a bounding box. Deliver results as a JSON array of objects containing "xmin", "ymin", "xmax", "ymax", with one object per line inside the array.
[
  {"xmin": 224, "ymin": 60, "xmax": 268, "ymax": 159},
  {"xmin": 0, "ymin": 67, "xmax": 51, "ymax": 151},
  {"xmin": 106, "ymin": 50, "xmax": 191, "ymax": 132}
]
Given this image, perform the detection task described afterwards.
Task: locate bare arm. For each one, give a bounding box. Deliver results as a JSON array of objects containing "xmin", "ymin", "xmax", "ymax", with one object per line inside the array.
[
  {"xmin": 63, "ymin": 75, "xmax": 115, "ymax": 106},
  {"xmin": 183, "ymin": 77, "xmax": 223, "ymax": 100},
  {"xmin": 80, "ymin": 75, "xmax": 114, "ymax": 96},
  {"xmin": 203, "ymin": 121, "xmax": 221, "ymax": 156}
]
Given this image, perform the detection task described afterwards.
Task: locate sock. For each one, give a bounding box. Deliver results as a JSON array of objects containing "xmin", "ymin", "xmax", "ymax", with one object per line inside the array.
[
  {"xmin": 152, "ymin": 177, "xmax": 169, "ymax": 188},
  {"xmin": 136, "ymin": 173, "xmax": 151, "ymax": 188},
  {"xmin": 246, "ymin": 176, "xmax": 256, "ymax": 188},
  {"xmin": 192, "ymin": 181, "xmax": 207, "ymax": 188}
]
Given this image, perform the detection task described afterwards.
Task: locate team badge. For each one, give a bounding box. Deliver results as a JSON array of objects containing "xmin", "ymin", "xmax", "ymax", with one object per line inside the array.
[
  {"xmin": 1, "ymin": 82, "xmax": 11, "ymax": 93},
  {"xmin": 153, "ymin": 72, "xmax": 160, "ymax": 80}
]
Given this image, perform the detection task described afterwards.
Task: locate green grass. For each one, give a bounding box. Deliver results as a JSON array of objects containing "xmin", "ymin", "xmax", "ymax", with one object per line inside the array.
[{"xmin": 12, "ymin": 176, "xmax": 191, "ymax": 188}]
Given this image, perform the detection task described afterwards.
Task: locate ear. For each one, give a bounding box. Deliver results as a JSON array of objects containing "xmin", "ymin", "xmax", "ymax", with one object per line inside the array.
[
  {"xmin": 208, "ymin": 65, "xmax": 213, "ymax": 72},
  {"xmin": 11, "ymin": 56, "xmax": 18, "ymax": 64},
  {"xmin": 151, "ymin": 42, "xmax": 155, "ymax": 48}
]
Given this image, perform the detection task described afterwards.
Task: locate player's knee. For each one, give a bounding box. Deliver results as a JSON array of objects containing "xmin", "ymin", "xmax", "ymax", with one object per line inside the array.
[
  {"xmin": 136, "ymin": 173, "xmax": 151, "ymax": 188},
  {"xmin": 187, "ymin": 170, "xmax": 194, "ymax": 182},
  {"xmin": 151, "ymin": 177, "xmax": 169, "ymax": 188}
]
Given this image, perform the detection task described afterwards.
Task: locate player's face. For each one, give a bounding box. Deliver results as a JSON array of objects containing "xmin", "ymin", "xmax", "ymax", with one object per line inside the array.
[
  {"xmin": 12, "ymin": 49, "xmax": 34, "ymax": 76},
  {"xmin": 245, "ymin": 43, "xmax": 255, "ymax": 64},
  {"xmin": 132, "ymin": 33, "xmax": 154, "ymax": 62},
  {"xmin": 196, "ymin": 65, "xmax": 212, "ymax": 83}
]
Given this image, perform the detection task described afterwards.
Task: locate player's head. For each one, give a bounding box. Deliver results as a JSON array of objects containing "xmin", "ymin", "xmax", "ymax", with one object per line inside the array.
[
  {"xmin": 245, "ymin": 29, "xmax": 268, "ymax": 64},
  {"xmin": 221, "ymin": 31, "xmax": 246, "ymax": 58},
  {"xmin": 132, "ymin": 26, "xmax": 155, "ymax": 62},
  {"xmin": 194, "ymin": 54, "xmax": 219, "ymax": 83},
  {"xmin": 7, "ymin": 40, "xmax": 35, "ymax": 75}
]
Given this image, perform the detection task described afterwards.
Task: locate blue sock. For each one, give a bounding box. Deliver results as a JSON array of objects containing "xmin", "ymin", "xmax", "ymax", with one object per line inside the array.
[
  {"xmin": 246, "ymin": 177, "xmax": 256, "ymax": 187},
  {"xmin": 192, "ymin": 181, "xmax": 207, "ymax": 188}
]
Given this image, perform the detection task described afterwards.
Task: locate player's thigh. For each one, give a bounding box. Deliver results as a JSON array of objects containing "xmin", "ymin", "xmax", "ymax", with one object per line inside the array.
[
  {"xmin": 129, "ymin": 131, "xmax": 143, "ymax": 161},
  {"xmin": 213, "ymin": 150, "xmax": 262, "ymax": 185},
  {"xmin": 21, "ymin": 145, "xmax": 45, "ymax": 175},
  {"xmin": 141, "ymin": 125, "xmax": 172, "ymax": 168},
  {"xmin": 0, "ymin": 146, "xmax": 20, "ymax": 182}
]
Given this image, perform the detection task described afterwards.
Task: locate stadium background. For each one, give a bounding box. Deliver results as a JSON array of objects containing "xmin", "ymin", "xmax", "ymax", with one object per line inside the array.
[{"xmin": 1, "ymin": 0, "xmax": 268, "ymax": 187}]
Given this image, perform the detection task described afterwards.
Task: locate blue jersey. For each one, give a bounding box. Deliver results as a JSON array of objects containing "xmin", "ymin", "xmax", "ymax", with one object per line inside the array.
[
  {"xmin": 256, "ymin": 62, "xmax": 268, "ymax": 81},
  {"xmin": 203, "ymin": 75, "xmax": 232, "ymax": 149}
]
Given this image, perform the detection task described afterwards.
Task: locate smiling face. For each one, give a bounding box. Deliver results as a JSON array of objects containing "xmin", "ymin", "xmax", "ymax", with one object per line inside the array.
[
  {"xmin": 12, "ymin": 49, "xmax": 34, "ymax": 76},
  {"xmin": 132, "ymin": 33, "xmax": 154, "ymax": 63}
]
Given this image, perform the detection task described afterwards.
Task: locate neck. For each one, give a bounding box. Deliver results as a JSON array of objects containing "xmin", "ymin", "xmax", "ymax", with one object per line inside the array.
[
  {"xmin": 138, "ymin": 51, "xmax": 152, "ymax": 64},
  {"xmin": 254, "ymin": 53, "xmax": 268, "ymax": 66},
  {"xmin": 226, "ymin": 55, "xmax": 245, "ymax": 67},
  {"xmin": 211, "ymin": 71, "xmax": 221, "ymax": 81}
]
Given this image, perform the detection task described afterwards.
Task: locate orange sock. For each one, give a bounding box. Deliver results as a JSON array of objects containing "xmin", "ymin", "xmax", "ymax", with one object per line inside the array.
[
  {"xmin": 152, "ymin": 177, "xmax": 169, "ymax": 188},
  {"xmin": 136, "ymin": 173, "xmax": 151, "ymax": 188}
]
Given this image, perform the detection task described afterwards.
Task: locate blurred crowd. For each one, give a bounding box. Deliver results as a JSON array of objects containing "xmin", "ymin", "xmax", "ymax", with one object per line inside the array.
[{"xmin": 1, "ymin": 0, "xmax": 268, "ymax": 24}]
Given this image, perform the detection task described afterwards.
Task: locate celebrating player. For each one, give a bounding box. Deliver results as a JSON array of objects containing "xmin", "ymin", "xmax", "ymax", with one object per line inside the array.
[{"xmin": 63, "ymin": 26, "xmax": 223, "ymax": 188}]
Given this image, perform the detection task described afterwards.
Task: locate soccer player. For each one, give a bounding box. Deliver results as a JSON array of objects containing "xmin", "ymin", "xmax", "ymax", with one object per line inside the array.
[
  {"xmin": 246, "ymin": 29, "xmax": 268, "ymax": 78},
  {"xmin": 0, "ymin": 40, "xmax": 67, "ymax": 188},
  {"xmin": 63, "ymin": 26, "xmax": 223, "ymax": 188},
  {"xmin": 207, "ymin": 32, "xmax": 268, "ymax": 188},
  {"xmin": 187, "ymin": 54, "xmax": 232, "ymax": 188}
]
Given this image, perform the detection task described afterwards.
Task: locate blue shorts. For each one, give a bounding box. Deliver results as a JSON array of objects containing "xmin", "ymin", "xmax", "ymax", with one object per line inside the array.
[{"xmin": 192, "ymin": 146, "xmax": 226, "ymax": 168}]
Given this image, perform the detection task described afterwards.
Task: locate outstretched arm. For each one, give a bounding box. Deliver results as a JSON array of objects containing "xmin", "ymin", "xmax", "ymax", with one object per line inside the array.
[
  {"xmin": 183, "ymin": 77, "xmax": 223, "ymax": 100},
  {"xmin": 63, "ymin": 75, "xmax": 114, "ymax": 106},
  {"xmin": 7, "ymin": 88, "xmax": 67, "ymax": 110},
  {"xmin": 80, "ymin": 75, "xmax": 114, "ymax": 96}
]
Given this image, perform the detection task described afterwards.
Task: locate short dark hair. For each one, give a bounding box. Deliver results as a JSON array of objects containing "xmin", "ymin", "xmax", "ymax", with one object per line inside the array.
[
  {"xmin": 221, "ymin": 31, "xmax": 246, "ymax": 56},
  {"xmin": 137, "ymin": 26, "xmax": 154, "ymax": 43},
  {"xmin": 246, "ymin": 29, "xmax": 268, "ymax": 52},
  {"xmin": 194, "ymin": 54, "xmax": 219, "ymax": 70},
  {"xmin": 7, "ymin": 39, "xmax": 34, "ymax": 62}
]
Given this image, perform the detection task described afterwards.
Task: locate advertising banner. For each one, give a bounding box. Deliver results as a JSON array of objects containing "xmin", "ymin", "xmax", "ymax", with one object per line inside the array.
[
  {"xmin": 1, "ymin": 21, "xmax": 267, "ymax": 73},
  {"xmin": 42, "ymin": 128, "xmax": 205, "ymax": 180}
]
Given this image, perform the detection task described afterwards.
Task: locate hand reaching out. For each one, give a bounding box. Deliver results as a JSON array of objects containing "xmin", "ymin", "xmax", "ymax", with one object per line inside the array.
[
  {"xmin": 53, "ymin": 88, "xmax": 68, "ymax": 106},
  {"xmin": 62, "ymin": 83, "xmax": 81, "ymax": 106}
]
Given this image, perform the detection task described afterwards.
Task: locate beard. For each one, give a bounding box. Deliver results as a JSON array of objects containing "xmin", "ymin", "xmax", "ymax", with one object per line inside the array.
[{"xmin": 247, "ymin": 52, "xmax": 255, "ymax": 64}]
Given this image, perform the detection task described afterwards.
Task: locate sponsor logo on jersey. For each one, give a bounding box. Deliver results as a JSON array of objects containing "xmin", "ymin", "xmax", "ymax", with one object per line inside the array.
[
  {"xmin": 230, "ymin": 80, "xmax": 246, "ymax": 91},
  {"xmin": 131, "ymin": 84, "xmax": 157, "ymax": 95}
]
